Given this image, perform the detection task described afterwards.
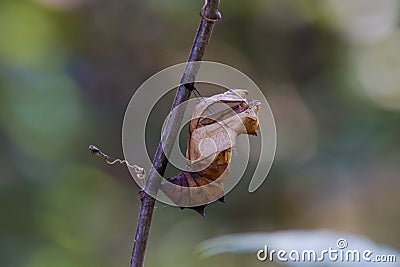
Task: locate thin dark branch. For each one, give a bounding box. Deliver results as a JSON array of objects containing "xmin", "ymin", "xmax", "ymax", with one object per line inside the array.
[{"xmin": 129, "ymin": 1, "xmax": 221, "ymax": 267}]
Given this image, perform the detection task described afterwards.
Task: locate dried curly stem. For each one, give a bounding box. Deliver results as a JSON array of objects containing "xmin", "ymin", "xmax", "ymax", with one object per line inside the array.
[
  {"xmin": 130, "ymin": 1, "xmax": 221, "ymax": 267},
  {"xmin": 88, "ymin": 145, "xmax": 146, "ymax": 179}
]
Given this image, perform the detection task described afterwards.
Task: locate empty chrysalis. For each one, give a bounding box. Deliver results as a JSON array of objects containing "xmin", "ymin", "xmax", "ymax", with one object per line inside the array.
[{"xmin": 160, "ymin": 89, "xmax": 260, "ymax": 216}]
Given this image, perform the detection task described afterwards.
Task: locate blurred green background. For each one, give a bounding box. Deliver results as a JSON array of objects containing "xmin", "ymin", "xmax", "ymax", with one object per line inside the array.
[{"xmin": 1, "ymin": 0, "xmax": 399, "ymax": 266}]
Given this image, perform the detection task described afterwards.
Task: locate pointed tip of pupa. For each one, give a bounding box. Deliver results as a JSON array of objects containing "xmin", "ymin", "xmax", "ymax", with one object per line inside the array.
[
  {"xmin": 192, "ymin": 205, "xmax": 206, "ymax": 217},
  {"xmin": 218, "ymin": 196, "xmax": 226, "ymax": 203}
]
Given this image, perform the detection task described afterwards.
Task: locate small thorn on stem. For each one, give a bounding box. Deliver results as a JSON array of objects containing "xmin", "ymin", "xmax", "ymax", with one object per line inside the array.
[
  {"xmin": 200, "ymin": 0, "xmax": 222, "ymax": 22},
  {"xmin": 138, "ymin": 190, "xmax": 146, "ymax": 202}
]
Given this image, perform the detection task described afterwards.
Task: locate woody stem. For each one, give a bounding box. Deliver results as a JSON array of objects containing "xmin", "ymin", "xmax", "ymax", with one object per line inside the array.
[{"xmin": 129, "ymin": 1, "xmax": 221, "ymax": 267}]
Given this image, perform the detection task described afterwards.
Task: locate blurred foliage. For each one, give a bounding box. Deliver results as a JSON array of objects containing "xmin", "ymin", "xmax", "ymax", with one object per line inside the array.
[{"xmin": 0, "ymin": 0, "xmax": 399, "ymax": 266}]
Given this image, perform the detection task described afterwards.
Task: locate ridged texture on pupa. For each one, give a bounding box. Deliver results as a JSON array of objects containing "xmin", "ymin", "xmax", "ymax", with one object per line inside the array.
[{"xmin": 160, "ymin": 89, "xmax": 260, "ymax": 216}]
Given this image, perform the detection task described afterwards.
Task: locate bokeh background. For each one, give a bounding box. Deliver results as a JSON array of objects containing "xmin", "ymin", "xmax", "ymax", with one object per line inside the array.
[{"xmin": 1, "ymin": 0, "xmax": 399, "ymax": 266}]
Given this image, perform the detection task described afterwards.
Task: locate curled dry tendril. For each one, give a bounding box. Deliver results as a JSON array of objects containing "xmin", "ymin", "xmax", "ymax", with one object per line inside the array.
[{"xmin": 88, "ymin": 145, "xmax": 146, "ymax": 180}]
